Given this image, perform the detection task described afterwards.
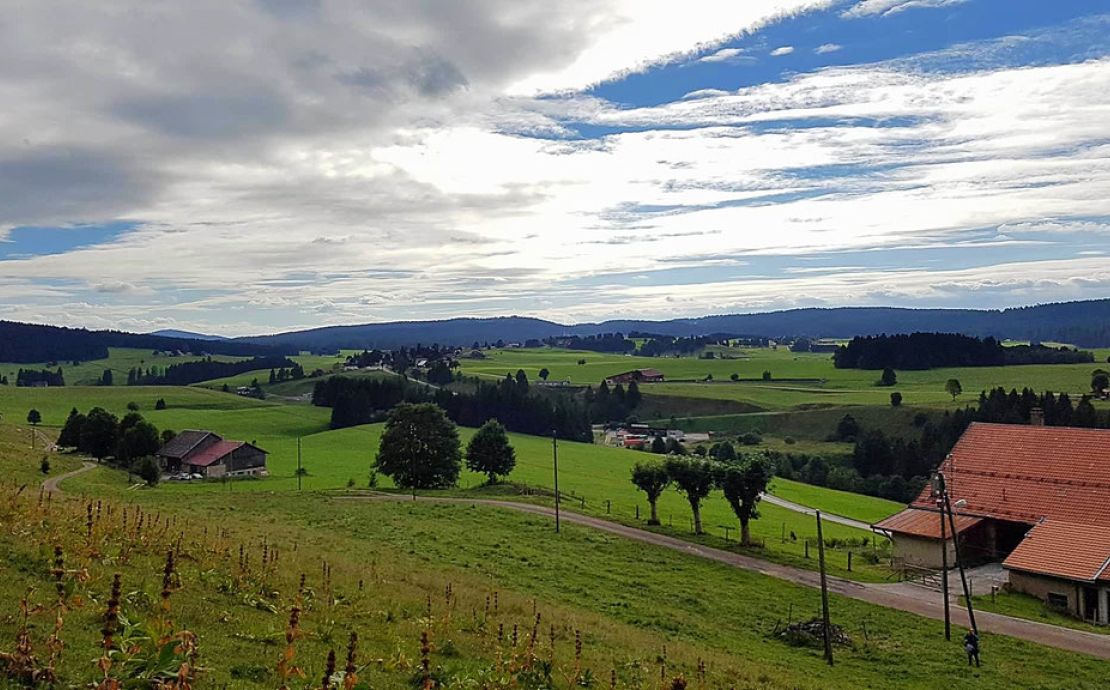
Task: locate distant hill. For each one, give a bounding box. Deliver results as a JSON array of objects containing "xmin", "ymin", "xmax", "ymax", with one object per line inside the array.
[
  {"xmin": 236, "ymin": 299, "xmax": 1110, "ymax": 350},
  {"xmin": 150, "ymin": 329, "xmax": 229, "ymax": 341},
  {"xmin": 0, "ymin": 321, "xmax": 280, "ymax": 364}
]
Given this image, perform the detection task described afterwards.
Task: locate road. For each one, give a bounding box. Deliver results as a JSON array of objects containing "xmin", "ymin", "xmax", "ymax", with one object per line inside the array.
[
  {"xmin": 759, "ymin": 492, "xmax": 874, "ymax": 531},
  {"xmin": 42, "ymin": 461, "xmax": 96, "ymax": 494},
  {"xmin": 342, "ymin": 491, "xmax": 1110, "ymax": 660}
]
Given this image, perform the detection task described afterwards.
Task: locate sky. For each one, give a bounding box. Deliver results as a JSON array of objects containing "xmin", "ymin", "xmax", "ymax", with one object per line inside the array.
[{"xmin": 0, "ymin": 0, "xmax": 1107, "ymax": 336}]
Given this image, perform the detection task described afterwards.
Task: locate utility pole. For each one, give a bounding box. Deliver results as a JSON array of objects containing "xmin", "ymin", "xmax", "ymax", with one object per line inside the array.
[
  {"xmin": 938, "ymin": 478, "xmax": 950, "ymax": 640},
  {"xmin": 297, "ymin": 437, "xmax": 303, "ymax": 491},
  {"xmin": 945, "ymin": 490, "xmax": 978, "ymax": 635},
  {"xmin": 815, "ymin": 510, "xmax": 834, "ymax": 666},
  {"xmin": 552, "ymin": 429, "xmax": 560, "ymax": 533}
]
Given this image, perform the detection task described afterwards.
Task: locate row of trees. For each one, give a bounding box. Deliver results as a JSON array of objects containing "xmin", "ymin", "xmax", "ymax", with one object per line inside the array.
[
  {"xmin": 126, "ymin": 356, "xmax": 298, "ymax": 386},
  {"xmin": 546, "ymin": 333, "xmax": 636, "ymax": 353},
  {"xmin": 373, "ymin": 406, "xmax": 517, "ymax": 488},
  {"xmin": 834, "ymin": 333, "xmax": 1093, "ymax": 370},
  {"xmin": 14, "ymin": 368, "xmax": 65, "ymax": 387},
  {"xmin": 316, "ymin": 371, "xmax": 594, "ymax": 441},
  {"xmin": 630, "ymin": 454, "xmax": 772, "ymax": 544}
]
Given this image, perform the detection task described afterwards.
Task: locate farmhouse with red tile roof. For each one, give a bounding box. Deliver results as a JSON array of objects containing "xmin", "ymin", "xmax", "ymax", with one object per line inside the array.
[
  {"xmin": 604, "ymin": 368, "xmax": 664, "ymax": 385},
  {"xmin": 157, "ymin": 429, "xmax": 268, "ymax": 478},
  {"xmin": 874, "ymin": 422, "xmax": 1110, "ymax": 624}
]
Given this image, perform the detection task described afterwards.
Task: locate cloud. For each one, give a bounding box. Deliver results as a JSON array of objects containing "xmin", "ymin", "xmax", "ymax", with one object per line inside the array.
[
  {"xmin": 815, "ymin": 43, "xmax": 842, "ymax": 54},
  {"xmin": 697, "ymin": 47, "xmax": 754, "ymax": 64},
  {"xmin": 842, "ymin": 0, "xmax": 969, "ymax": 19},
  {"xmin": 770, "ymin": 46, "xmax": 795, "ymax": 56}
]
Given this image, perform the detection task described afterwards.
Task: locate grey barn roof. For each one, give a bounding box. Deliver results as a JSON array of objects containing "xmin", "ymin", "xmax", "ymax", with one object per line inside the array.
[{"xmin": 157, "ymin": 430, "xmax": 220, "ymax": 459}]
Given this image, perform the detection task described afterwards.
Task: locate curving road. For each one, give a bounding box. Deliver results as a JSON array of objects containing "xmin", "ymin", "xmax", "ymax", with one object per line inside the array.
[
  {"xmin": 340, "ymin": 491, "xmax": 1110, "ymax": 660},
  {"xmin": 41, "ymin": 461, "xmax": 96, "ymax": 494}
]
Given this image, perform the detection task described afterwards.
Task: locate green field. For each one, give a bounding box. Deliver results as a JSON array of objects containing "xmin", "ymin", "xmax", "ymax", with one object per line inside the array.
[
  {"xmin": 4, "ymin": 426, "xmax": 1109, "ymax": 689},
  {"xmin": 0, "ymin": 347, "xmax": 242, "ymax": 386},
  {"xmin": 460, "ymin": 347, "xmax": 1110, "ymax": 412},
  {"xmin": 769, "ymin": 477, "xmax": 905, "ymax": 525}
]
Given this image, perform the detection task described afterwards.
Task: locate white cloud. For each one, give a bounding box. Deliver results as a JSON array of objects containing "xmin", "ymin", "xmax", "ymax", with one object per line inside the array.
[
  {"xmin": 697, "ymin": 47, "xmax": 749, "ymax": 63},
  {"xmin": 842, "ymin": 0, "xmax": 969, "ymax": 19},
  {"xmin": 770, "ymin": 46, "xmax": 795, "ymax": 56},
  {"xmin": 815, "ymin": 43, "xmax": 842, "ymax": 54}
]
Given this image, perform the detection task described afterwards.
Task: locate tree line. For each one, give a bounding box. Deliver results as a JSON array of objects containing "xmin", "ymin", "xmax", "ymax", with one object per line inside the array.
[
  {"xmin": 14, "ymin": 368, "xmax": 65, "ymax": 387},
  {"xmin": 545, "ymin": 333, "xmax": 636, "ymax": 353},
  {"xmin": 833, "ymin": 332, "xmax": 1093, "ymax": 370},
  {"xmin": 314, "ymin": 370, "xmax": 594, "ymax": 441},
  {"xmin": 127, "ymin": 356, "xmax": 297, "ymax": 385}
]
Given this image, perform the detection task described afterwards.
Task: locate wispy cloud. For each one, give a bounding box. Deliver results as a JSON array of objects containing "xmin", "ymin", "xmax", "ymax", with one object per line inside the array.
[
  {"xmin": 842, "ymin": 0, "xmax": 969, "ymax": 19},
  {"xmin": 770, "ymin": 45, "xmax": 795, "ymax": 56},
  {"xmin": 815, "ymin": 43, "xmax": 842, "ymax": 54}
]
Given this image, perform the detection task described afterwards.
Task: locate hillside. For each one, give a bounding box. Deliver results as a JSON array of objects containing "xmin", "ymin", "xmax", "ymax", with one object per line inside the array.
[
  {"xmin": 235, "ymin": 300, "xmax": 1110, "ymax": 350},
  {"xmin": 0, "ymin": 321, "xmax": 280, "ymax": 364}
]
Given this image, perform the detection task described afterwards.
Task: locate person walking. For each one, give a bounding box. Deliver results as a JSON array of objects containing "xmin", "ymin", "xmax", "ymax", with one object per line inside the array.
[{"xmin": 963, "ymin": 629, "xmax": 981, "ymax": 667}]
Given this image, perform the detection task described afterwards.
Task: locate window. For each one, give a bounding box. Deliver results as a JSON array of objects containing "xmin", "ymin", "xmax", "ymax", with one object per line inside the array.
[{"xmin": 1047, "ymin": 593, "xmax": 1069, "ymax": 610}]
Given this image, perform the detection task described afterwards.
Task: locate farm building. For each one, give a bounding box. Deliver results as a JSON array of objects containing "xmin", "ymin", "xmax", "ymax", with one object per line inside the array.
[
  {"xmin": 874, "ymin": 422, "xmax": 1110, "ymax": 624},
  {"xmin": 157, "ymin": 429, "xmax": 268, "ymax": 478},
  {"xmin": 604, "ymin": 368, "xmax": 664, "ymax": 385}
]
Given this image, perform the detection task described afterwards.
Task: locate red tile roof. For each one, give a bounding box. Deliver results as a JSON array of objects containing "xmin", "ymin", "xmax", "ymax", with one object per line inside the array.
[
  {"xmin": 908, "ymin": 423, "xmax": 1110, "ymax": 527},
  {"xmin": 184, "ymin": 440, "xmax": 243, "ymax": 468},
  {"xmin": 874, "ymin": 507, "xmax": 983, "ymax": 539},
  {"xmin": 1003, "ymin": 520, "xmax": 1110, "ymax": 583}
]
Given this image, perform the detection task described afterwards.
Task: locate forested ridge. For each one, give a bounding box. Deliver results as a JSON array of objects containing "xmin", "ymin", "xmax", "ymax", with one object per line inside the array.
[{"xmin": 833, "ymin": 333, "xmax": 1094, "ymax": 370}]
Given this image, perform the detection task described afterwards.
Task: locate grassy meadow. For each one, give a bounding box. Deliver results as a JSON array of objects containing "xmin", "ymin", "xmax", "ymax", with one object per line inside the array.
[
  {"xmin": 0, "ymin": 347, "xmax": 241, "ymax": 386},
  {"xmin": 3, "ymin": 425, "xmax": 1109, "ymax": 689},
  {"xmin": 460, "ymin": 346, "xmax": 1110, "ymax": 412}
]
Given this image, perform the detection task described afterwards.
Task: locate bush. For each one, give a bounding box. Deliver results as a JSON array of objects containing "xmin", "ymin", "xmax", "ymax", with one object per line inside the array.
[
  {"xmin": 738, "ymin": 432, "xmax": 762, "ymax": 446},
  {"xmin": 890, "ymin": 391, "xmax": 903, "ymax": 407},
  {"xmin": 783, "ymin": 436, "xmax": 797, "ymax": 445}
]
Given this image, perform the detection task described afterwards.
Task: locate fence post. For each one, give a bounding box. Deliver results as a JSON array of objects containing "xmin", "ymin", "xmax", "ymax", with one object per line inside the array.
[
  {"xmin": 606, "ymin": 500, "xmax": 611, "ymax": 514},
  {"xmin": 805, "ymin": 541, "xmax": 810, "ymax": 559},
  {"xmin": 635, "ymin": 505, "xmax": 640, "ymax": 520},
  {"xmin": 848, "ymin": 551, "xmax": 853, "ymax": 572}
]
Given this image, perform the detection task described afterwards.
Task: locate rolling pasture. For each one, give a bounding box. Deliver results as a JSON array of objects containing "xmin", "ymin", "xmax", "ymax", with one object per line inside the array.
[
  {"xmin": 0, "ymin": 347, "xmax": 240, "ymax": 386},
  {"xmin": 459, "ymin": 346, "xmax": 1110, "ymax": 412}
]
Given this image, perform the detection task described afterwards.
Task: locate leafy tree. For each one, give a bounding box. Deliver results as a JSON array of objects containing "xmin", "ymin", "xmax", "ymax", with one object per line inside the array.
[
  {"xmin": 650, "ymin": 436, "xmax": 667, "ymax": 454},
  {"xmin": 100, "ymin": 369, "xmax": 113, "ymax": 386},
  {"xmin": 879, "ymin": 367, "xmax": 897, "ymax": 386},
  {"xmin": 514, "ymin": 369, "xmax": 529, "ymax": 392},
  {"xmin": 664, "ymin": 455, "xmax": 715, "ymax": 535},
  {"xmin": 738, "ymin": 432, "xmax": 762, "ymax": 446},
  {"xmin": 426, "ymin": 360, "xmax": 454, "ymax": 386},
  {"xmin": 117, "ymin": 421, "xmax": 161, "ymax": 465},
  {"xmin": 626, "ymin": 380, "xmax": 642, "ymax": 409},
  {"xmin": 730, "ymin": 373, "xmax": 740, "ymax": 382},
  {"xmin": 126, "ymin": 401, "xmax": 140, "ymax": 411},
  {"xmin": 835, "ymin": 414, "xmax": 860, "ymax": 441},
  {"xmin": 630, "ymin": 460, "xmax": 670, "ymax": 525},
  {"xmin": 716, "ymin": 455, "xmax": 773, "ymax": 545},
  {"xmin": 709, "ymin": 441, "xmax": 737, "ymax": 462},
  {"xmin": 538, "ymin": 367, "xmax": 550, "ymax": 381},
  {"xmin": 890, "ymin": 391, "xmax": 903, "ymax": 407},
  {"xmin": 58, "ymin": 408, "xmax": 85, "ymax": 448},
  {"xmin": 376, "ymin": 403, "xmax": 461, "ymax": 489},
  {"xmin": 664, "ymin": 437, "xmax": 686, "ymax": 455},
  {"xmin": 135, "ymin": 456, "xmax": 161, "ymax": 486},
  {"xmin": 945, "ymin": 378, "xmax": 963, "ymax": 401},
  {"xmin": 155, "ymin": 398, "xmax": 167, "ymax": 410},
  {"xmin": 79, "ymin": 407, "xmax": 120, "ymax": 461},
  {"xmin": 26, "ymin": 408, "xmax": 41, "ymax": 426},
  {"xmin": 161, "ymin": 429, "xmax": 177, "ymax": 444},
  {"xmin": 465, "ymin": 419, "xmax": 516, "ymax": 484},
  {"xmin": 40, "ymin": 456, "xmax": 50, "ymax": 475},
  {"xmin": 1092, "ymin": 370, "xmax": 1109, "ymax": 394},
  {"xmin": 762, "ymin": 370, "xmax": 772, "ymax": 381}
]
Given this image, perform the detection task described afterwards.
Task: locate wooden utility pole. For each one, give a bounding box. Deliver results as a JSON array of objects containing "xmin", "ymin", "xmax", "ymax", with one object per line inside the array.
[
  {"xmin": 939, "ymin": 490, "xmax": 950, "ymax": 640},
  {"xmin": 552, "ymin": 429, "xmax": 560, "ymax": 533},
  {"xmin": 815, "ymin": 510, "xmax": 834, "ymax": 666},
  {"xmin": 945, "ymin": 491, "xmax": 978, "ymax": 635}
]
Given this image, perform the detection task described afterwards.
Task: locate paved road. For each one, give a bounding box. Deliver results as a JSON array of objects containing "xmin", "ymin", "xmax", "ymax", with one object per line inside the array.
[
  {"xmin": 759, "ymin": 493, "xmax": 874, "ymax": 531},
  {"xmin": 342, "ymin": 491, "xmax": 1110, "ymax": 660},
  {"xmin": 42, "ymin": 461, "xmax": 96, "ymax": 494}
]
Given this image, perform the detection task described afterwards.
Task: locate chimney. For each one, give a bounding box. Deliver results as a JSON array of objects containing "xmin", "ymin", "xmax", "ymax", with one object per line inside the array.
[{"xmin": 1030, "ymin": 407, "xmax": 1045, "ymax": 426}]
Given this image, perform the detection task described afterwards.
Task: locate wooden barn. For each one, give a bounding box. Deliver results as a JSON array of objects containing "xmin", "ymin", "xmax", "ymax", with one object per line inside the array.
[
  {"xmin": 157, "ymin": 429, "xmax": 268, "ymax": 478},
  {"xmin": 604, "ymin": 368, "xmax": 664, "ymax": 385},
  {"xmin": 874, "ymin": 422, "xmax": 1110, "ymax": 624}
]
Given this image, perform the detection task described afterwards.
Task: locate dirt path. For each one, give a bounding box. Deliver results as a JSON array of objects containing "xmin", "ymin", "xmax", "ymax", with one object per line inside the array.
[
  {"xmin": 41, "ymin": 462, "xmax": 97, "ymax": 494},
  {"xmin": 759, "ymin": 493, "xmax": 873, "ymax": 531},
  {"xmin": 341, "ymin": 492, "xmax": 1110, "ymax": 660}
]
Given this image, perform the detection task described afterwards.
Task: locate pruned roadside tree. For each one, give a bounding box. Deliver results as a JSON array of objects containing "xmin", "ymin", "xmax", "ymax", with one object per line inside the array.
[
  {"xmin": 376, "ymin": 403, "xmax": 461, "ymax": 489},
  {"xmin": 664, "ymin": 455, "xmax": 715, "ymax": 535},
  {"xmin": 465, "ymin": 419, "xmax": 516, "ymax": 484},
  {"xmin": 715, "ymin": 455, "xmax": 773, "ymax": 546},
  {"xmin": 630, "ymin": 460, "xmax": 670, "ymax": 525}
]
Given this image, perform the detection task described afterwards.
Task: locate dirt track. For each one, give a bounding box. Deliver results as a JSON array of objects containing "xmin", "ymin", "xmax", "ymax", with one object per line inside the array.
[{"xmin": 42, "ymin": 462, "xmax": 96, "ymax": 494}]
